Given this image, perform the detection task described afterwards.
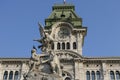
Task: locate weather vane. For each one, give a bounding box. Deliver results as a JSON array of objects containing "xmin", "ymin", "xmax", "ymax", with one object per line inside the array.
[{"xmin": 63, "ymin": 0, "xmax": 66, "ymax": 4}]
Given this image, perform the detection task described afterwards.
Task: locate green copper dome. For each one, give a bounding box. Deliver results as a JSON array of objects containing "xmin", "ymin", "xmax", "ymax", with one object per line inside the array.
[{"xmin": 45, "ymin": 3, "xmax": 82, "ymax": 29}]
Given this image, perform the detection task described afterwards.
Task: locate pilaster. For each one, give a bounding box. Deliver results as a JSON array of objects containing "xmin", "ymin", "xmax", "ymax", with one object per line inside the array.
[
  {"xmin": 79, "ymin": 62, "xmax": 84, "ymax": 80},
  {"xmin": 74, "ymin": 59, "xmax": 84, "ymax": 80},
  {"xmin": 7, "ymin": 70, "xmax": 10, "ymax": 80},
  {"xmin": 13, "ymin": 71, "xmax": 15, "ymax": 80},
  {"xmin": 76, "ymin": 32, "xmax": 83, "ymax": 55},
  {"xmin": 20, "ymin": 61, "xmax": 29, "ymax": 80},
  {"xmin": 101, "ymin": 61, "xmax": 108, "ymax": 80}
]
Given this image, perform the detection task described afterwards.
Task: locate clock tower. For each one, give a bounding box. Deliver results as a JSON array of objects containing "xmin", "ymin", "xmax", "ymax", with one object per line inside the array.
[{"xmin": 44, "ymin": 3, "xmax": 87, "ymax": 55}]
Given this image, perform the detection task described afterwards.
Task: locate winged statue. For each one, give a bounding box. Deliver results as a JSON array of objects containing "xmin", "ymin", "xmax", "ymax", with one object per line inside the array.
[
  {"xmin": 34, "ymin": 22, "xmax": 54, "ymax": 51},
  {"xmin": 38, "ymin": 22, "xmax": 46, "ymax": 39}
]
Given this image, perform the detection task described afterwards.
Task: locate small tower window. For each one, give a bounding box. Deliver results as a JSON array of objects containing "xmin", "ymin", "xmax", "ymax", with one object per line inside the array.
[
  {"xmin": 62, "ymin": 43, "xmax": 65, "ymax": 50},
  {"xmin": 57, "ymin": 43, "xmax": 60, "ymax": 49},
  {"xmin": 51, "ymin": 42, "xmax": 54, "ymax": 50},
  {"xmin": 66, "ymin": 42, "xmax": 70, "ymax": 49},
  {"xmin": 65, "ymin": 77, "xmax": 71, "ymax": 80},
  {"xmin": 73, "ymin": 42, "xmax": 77, "ymax": 49}
]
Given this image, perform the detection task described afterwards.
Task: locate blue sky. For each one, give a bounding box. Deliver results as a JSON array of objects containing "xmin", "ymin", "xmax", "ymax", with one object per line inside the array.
[{"xmin": 0, "ymin": 0, "xmax": 120, "ymax": 57}]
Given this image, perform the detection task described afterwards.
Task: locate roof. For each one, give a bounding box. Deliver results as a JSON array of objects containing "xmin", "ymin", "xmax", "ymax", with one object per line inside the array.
[{"xmin": 45, "ymin": 3, "xmax": 82, "ymax": 29}]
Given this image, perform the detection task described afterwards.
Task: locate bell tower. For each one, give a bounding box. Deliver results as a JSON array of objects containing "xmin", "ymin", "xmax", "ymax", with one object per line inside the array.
[
  {"xmin": 25, "ymin": 3, "xmax": 88, "ymax": 80},
  {"xmin": 44, "ymin": 3, "xmax": 87, "ymax": 55}
]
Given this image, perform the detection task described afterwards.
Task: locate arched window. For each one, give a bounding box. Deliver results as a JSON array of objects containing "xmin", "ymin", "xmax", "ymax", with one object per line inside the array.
[
  {"xmin": 3, "ymin": 71, "xmax": 8, "ymax": 80},
  {"xmin": 110, "ymin": 71, "xmax": 115, "ymax": 80},
  {"xmin": 96, "ymin": 71, "xmax": 101, "ymax": 80},
  {"xmin": 62, "ymin": 43, "xmax": 65, "ymax": 49},
  {"xmin": 14, "ymin": 71, "xmax": 19, "ymax": 80},
  {"xmin": 65, "ymin": 77, "xmax": 71, "ymax": 80},
  {"xmin": 9, "ymin": 71, "xmax": 13, "ymax": 80},
  {"xmin": 116, "ymin": 71, "xmax": 120, "ymax": 80},
  {"xmin": 51, "ymin": 42, "xmax": 54, "ymax": 50},
  {"xmin": 86, "ymin": 71, "xmax": 90, "ymax": 80},
  {"xmin": 73, "ymin": 42, "xmax": 77, "ymax": 49},
  {"xmin": 91, "ymin": 71, "xmax": 95, "ymax": 80},
  {"xmin": 66, "ymin": 42, "xmax": 70, "ymax": 49},
  {"xmin": 57, "ymin": 43, "xmax": 60, "ymax": 49}
]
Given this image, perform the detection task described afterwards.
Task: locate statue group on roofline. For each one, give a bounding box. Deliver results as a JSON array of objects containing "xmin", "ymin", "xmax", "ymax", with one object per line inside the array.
[
  {"xmin": 23, "ymin": 48, "xmax": 63, "ymax": 80},
  {"xmin": 29, "ymin": 48, "xmax": 62, "ymax": 75},
  {"xmin": 23, "ymin": 23, "xmax": 63, "ymax": 80}
]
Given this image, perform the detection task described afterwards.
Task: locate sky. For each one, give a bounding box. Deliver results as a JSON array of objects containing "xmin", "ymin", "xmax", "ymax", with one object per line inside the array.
[{"xmin": 0, "ymin": 0, "xmax": 120, "ymax": 57}]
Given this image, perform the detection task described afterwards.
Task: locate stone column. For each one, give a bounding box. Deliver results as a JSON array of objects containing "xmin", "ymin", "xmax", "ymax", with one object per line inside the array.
[
  {"xmin": 70, "ymin": 40, "xmax": 73, "ymax": 50},
  {"xmin": 54, "ymin": 42, "xmax": 57, "ymax": 51}
]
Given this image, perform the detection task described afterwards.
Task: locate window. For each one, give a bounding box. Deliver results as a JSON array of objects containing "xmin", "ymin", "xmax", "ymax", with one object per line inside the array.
[
  {"xmin": 3, "ymin": 71, "xmax": 8, "ymax": 80},
  {"xmin": 73, "ymin": 42, "xmax": 77, "ymax": 49},
  {"xmin": 62, "ymin": 43, "xmax": 65, "ymax": 49},
  {"xmin": 14, "ymin": 71, "xmax": 19, "ymax": 80},
  {"xmin": 51, "ymin": 42, "xmax": 54, "ymax": 50},
  {"xmin": 65, "ymin": 77, "xmax": 71, "ymax": 80},
  {"xmin": 57, "ymin": 43, "xmax": 60, "ymax": 49},
  {"xmin": 116, "ymin": 71, "xmax": 120, "ymax": 80},
  {"xmin": 9, "ymin": 71, "xmax": 13, "ymax": 80},
  {"xmin": 110, "ymin": 71, "xmax": 115, "ymax": 80},
  {"xmin": 86, "ymin": 71, "xmax": 90, "ymax": 80},
  {"xmin": 91, "ymin": 71, "xmax": 95, "ymax": 80},
  {"xmin": 96, "ymin": 71, "xmax": 101, "ymax": 80},
  {"xmin": 66, "ymin": 42, "xmax": 70, "ymax": 49}
]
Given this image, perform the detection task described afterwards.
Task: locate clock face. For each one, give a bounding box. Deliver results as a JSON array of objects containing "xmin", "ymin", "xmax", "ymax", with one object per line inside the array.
[{"xmin": 58, "ymin": 27, "xmax": 70, "ymax": 39}]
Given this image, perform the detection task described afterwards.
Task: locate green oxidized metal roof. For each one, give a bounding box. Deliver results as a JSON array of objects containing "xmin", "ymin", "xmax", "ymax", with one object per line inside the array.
[{"xmin": 45, "ymin": 3, "xmax": 82, "ymax": 29}]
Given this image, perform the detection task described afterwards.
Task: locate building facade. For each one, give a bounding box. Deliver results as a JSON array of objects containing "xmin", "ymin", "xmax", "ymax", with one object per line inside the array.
[{"xmin": 1, "ymin": 3, "xmax": 120, "ymax": 80}]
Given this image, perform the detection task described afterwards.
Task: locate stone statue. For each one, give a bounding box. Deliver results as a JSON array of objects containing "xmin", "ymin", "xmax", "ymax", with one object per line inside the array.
[
  {"xmin": 23, "ymin": 23, "xmax": 63, "ymax": 80},
  {"xmin": 34, "ymin": 23, "xmax": 53, "ymax": 52},
  {"xmin": 23, "ymin": 48, "xmax": 63, "ymax": 80},
  {"xmin": 49, "ymin": 51, "xmax": 62, "ymax": 76},
  {"xmin": 29, "ymin": 48, "xmax": 41, "ymax": 72}
]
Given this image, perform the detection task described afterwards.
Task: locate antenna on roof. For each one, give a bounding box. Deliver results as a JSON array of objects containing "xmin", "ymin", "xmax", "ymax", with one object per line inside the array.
[{"xmin": 63, "ymin": 0, "xmax": 66, "ymax": 4}]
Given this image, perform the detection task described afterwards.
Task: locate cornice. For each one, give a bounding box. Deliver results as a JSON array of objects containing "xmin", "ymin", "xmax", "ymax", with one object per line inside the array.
[
  {"xmin": 83, "ymin": 56, "xmax": 120, "ymax": 60},
  {"xmin": 0, "ymin": 57, "xmax": 30, "ymax": 62},
  {"xmin": 81, "ymin": 56, "xmax": 120, "ymax": 63}
]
